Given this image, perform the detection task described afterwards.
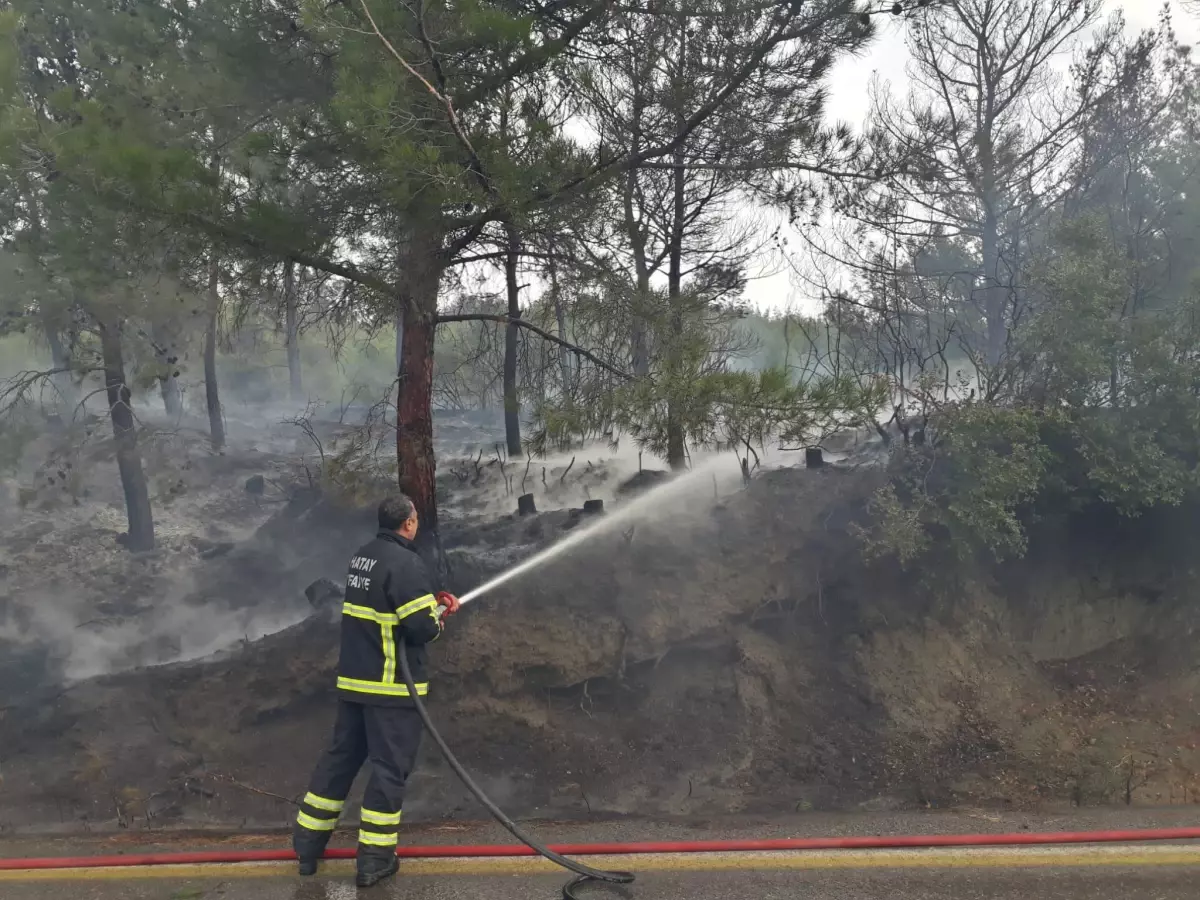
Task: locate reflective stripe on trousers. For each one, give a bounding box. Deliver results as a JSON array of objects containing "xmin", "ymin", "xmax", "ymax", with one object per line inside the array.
[
  {"xmin": 296, "ymin": 811, "xmax": 337, "ymax": 832},
  {"xmin": 358, "ymin": 805, "xmax": 402, "ymax": 848},
  {"xmin": 358, "ymin": 829, "xmax": 399, "ymax": 847},
  {"xmin": 296, "ymin": 791, "xmax": 345, "ymax": 833}
]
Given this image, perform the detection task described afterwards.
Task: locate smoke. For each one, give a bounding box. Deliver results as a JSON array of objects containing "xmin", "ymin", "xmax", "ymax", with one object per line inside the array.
[
  {"xmin": 0, "ymin": 344, "xmax": 871, "ymax": 703},
  {"xmin": 436, "ymin": 429, "xmax": 833, "ymax": 526},
  {"xmin": 0, "ymin": 413, "xmax": 320, "ymax": 693},
  {"xmin": 62, "ymin": 589, "xmax": 310, "ymax": 682},
  {"xmin": 0, "ymin": 538, "xmax": 313, "ymax": 687},
  {"xmin": 459, "ymin": 455, "xmax": 744, "ymax": 606}
]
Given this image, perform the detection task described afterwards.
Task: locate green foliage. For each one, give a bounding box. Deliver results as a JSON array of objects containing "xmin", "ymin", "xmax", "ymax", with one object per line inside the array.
[
  {"xmin": 3, "ymin": 0, "xmax": 1199, "ymax": 567},
  {"xmin": 613, "ymin": 364, "xmax": 888, "ymax": 460},
  {"xmin": 863, "ymin": 406, "xmax": 1050, "ymax": 563},
  {"xmin": 856, "ymin": 483, "xmax": 927, "ymax": 566},
  {"xmin": 1023, "ymin": 217, "xmax": 1200, "ymax": 515},
  {"xmin": 531, "ymin": 296, "xmax": 888, "ymax": 460},
  {"xmin": 860, "ymin": 216, "xmax": 1200, "ymax": 565}
]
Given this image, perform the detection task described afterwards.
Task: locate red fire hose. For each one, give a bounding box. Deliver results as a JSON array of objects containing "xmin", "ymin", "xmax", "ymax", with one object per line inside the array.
[{"xmin": 4, "ymin": 827, "xmax": 1200, "ymax": 871}]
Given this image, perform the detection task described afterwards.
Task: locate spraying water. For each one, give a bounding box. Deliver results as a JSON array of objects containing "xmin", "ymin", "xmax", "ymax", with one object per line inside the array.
[{"xmin": 457, "ymin": 457, "xmax": 733, "ymax": 606}]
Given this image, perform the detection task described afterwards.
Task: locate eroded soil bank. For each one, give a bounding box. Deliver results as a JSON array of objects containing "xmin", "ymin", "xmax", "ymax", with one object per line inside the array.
[{"xmin": 3, "ymin": 456, "xmax": 1200, "ymax": 833}]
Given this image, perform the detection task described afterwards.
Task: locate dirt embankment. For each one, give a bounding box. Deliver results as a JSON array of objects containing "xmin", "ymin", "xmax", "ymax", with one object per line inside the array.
[{"xmin": 4, "ymin": 465, "xmax": 1200, "ymax": 833}]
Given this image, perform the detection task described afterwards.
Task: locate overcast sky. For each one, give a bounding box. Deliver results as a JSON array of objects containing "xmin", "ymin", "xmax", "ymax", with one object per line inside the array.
[{"xmin": 742, "ymin": 0, "xmax": 1200, "ymax": 313}]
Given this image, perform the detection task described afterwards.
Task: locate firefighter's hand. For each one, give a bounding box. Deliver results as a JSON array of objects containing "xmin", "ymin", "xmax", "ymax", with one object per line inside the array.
[{"xmin": 436, "ymin": 591, "xmax": 461, "ymax": 619}]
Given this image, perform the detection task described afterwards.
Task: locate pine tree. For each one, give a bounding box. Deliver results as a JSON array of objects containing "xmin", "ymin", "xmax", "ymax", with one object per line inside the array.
[{"xmin": 3, "ymin": 0, "xmax": 901, "ymax": 554}]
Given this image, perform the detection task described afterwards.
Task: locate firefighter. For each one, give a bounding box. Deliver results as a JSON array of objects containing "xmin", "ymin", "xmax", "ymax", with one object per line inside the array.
[{"xmin": 292, "ymin": 493, "xmax": 460, "ymax": 887}]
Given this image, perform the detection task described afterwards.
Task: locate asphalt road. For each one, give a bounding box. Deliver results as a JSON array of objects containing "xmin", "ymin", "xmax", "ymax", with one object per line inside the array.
[
  {"xmin": 4, "ymin": 864, "xmax": 1200, "ymax": 900},
  {"xmin": 5, "ymin": 811, "xmax": 1200, "ymax": 899}
]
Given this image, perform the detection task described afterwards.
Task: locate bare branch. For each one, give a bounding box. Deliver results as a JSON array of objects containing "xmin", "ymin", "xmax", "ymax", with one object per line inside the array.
[
  {"xmin": 203, "ymin": 773, "xmax": 299, "ymax": 807},
  {"xmin": 446, "ymin": 3, "xmax": 806, "ymax": 258},
  {"xmin": 358, "ymin": 0, "xmax": 494, "ymax": 197},
  {"xmin": 456, "ymin": 1, "xmax": 614, "ymax": 110},
  {"xmin": 436, "ymin": 313, "xmax": 632, "ymax": 380}
]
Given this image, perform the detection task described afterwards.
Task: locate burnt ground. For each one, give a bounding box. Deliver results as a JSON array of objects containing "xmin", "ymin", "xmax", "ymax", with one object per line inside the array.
[
  {"xmin": 4, "ymin": 420, "xmax": 1200, "ymax": 833},
  {"xmin": 0, "ymin": 405, "xmax": 574, "ymax": 697},
  {"xmin": 1, "ymin": 462, "xmax": 880, "ymax": 829}
]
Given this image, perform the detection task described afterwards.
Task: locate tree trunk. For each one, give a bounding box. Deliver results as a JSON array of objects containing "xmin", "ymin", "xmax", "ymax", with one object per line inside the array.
[
  {"xmin": 43, "ymin": 321, "xmax": 78, "ymax": 413},
  {"xmin": 623, "ymin": 93, "xmax": 653, "ymax": 380},
  {"xmin": 25, "ymin": 181, "xmax": 76, "ymax": 413},
  {"xmin": 159, "ymin": 369, "xmax": 183, "ymax": 419},
  {"xmin": 548, "ymin": 248, "xmax": 573, "ymax": 396},
  {"xmin": 395, "ymin": 237, "xmax": 445, "ymax": 577},
  {"xmin": 628, "ymin": 256, "xmax": 651, "ymax": 379},
  {"xmin": 976, "ymin": 122, "xmax": 1007, "ymax": 374},
  {"xmin": 98, "ymin": 320, "xmax": 155, "ymax": 552},
  {"xmin": 503, "ymin": 221, "xmax": 523, "ymax": 457},
  {"xmin": 394, "ymin": 307, "xmax": 405, "ymax": 378},
  {"xmin": 665, "ymin": 32, "xmax": 688, "ymax": 473},
  {"xmin": 391, "ymin": 234, "xmax": 407, "ymax": 383},
  {"xmin": 284, "ymin": 260, "xmax": 303, "ymax": 403},
  {"xmin": 981, "ymin": 215, "xmax": 1006, "ymax": 372},
  {"xmin": 397, "ymin": 308, "xmax": 436, "ymax": 524},
  {"xmin": 151, "ymin": 322, "xmax": 183, "ymax": 419},
  {"xmin": 204, "ymin": 251, "xmax": 226, "ymax": 451}
]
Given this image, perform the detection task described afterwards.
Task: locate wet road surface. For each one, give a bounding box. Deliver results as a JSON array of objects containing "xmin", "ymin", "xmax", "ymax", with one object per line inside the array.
[
  {"xmin": 4, "ymin": 862, "xmax": 1200, "ymax": 900},
  {"xmin": 5, "ymin": 846, "xmax": 1200, "ymax": 900},
  {"xmin": 4, "ymin": 811, "xmax": 1200, "ymax": 899}
]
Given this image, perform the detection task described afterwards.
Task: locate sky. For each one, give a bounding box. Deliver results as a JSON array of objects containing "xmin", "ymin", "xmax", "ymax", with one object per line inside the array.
[{"xmin": 741, "ymin": 0, "xmax": 1200, "ymax": 314}]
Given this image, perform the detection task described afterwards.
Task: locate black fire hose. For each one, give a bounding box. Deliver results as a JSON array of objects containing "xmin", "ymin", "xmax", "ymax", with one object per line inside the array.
[{"xmin": 399, "ymin": 649, "xmax": 635, "ymax": 900}]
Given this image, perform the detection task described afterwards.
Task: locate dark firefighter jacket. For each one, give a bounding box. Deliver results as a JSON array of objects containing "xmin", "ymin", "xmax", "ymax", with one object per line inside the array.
[{"xmin": 336, "ymin": 531, "xmax": 442, "ymax": 707}]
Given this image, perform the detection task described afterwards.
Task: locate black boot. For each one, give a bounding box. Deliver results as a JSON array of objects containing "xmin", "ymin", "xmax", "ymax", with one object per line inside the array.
[
  {"xmin": 293, "ymin": 823, "xmax": 331, "ymax": 877},
  {"xmin": 355, "ymin": 847, "xmax": 399, "ymax": 888}
]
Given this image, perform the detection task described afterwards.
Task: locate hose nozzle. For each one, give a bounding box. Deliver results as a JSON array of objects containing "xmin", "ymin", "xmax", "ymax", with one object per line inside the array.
[{"xmin": 436, "ymin": 591, "xmax": 460, "ymax": 620}]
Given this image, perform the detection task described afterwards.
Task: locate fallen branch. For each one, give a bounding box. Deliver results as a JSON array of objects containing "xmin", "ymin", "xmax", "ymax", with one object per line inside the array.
[{"xmin": 204, "ymin": 773, "xmax": 298, "ymax": 807}]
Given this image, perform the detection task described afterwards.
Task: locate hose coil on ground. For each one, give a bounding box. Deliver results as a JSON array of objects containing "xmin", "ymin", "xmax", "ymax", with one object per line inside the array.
[{"xmin": 400, "ymin": 650, "xmax": 635, "ymax": 900}]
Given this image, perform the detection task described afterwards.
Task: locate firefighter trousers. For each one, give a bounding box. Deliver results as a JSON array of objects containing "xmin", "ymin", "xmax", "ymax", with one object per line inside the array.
[{"xmin": 294, "ymin": 700, "xmax": 423, "ymax": 857}]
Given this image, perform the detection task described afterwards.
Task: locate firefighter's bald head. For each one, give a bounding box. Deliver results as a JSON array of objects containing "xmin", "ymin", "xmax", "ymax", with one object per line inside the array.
[{"xmin": 379, "ymin": 493, "xmax": 418, "ymax": 539}]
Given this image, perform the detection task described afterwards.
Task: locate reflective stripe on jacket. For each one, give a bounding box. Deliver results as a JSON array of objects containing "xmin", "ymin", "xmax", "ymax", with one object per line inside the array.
[{"xmin": 336, "ymin": 531, "xmax": 442, "ymax": 707}]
